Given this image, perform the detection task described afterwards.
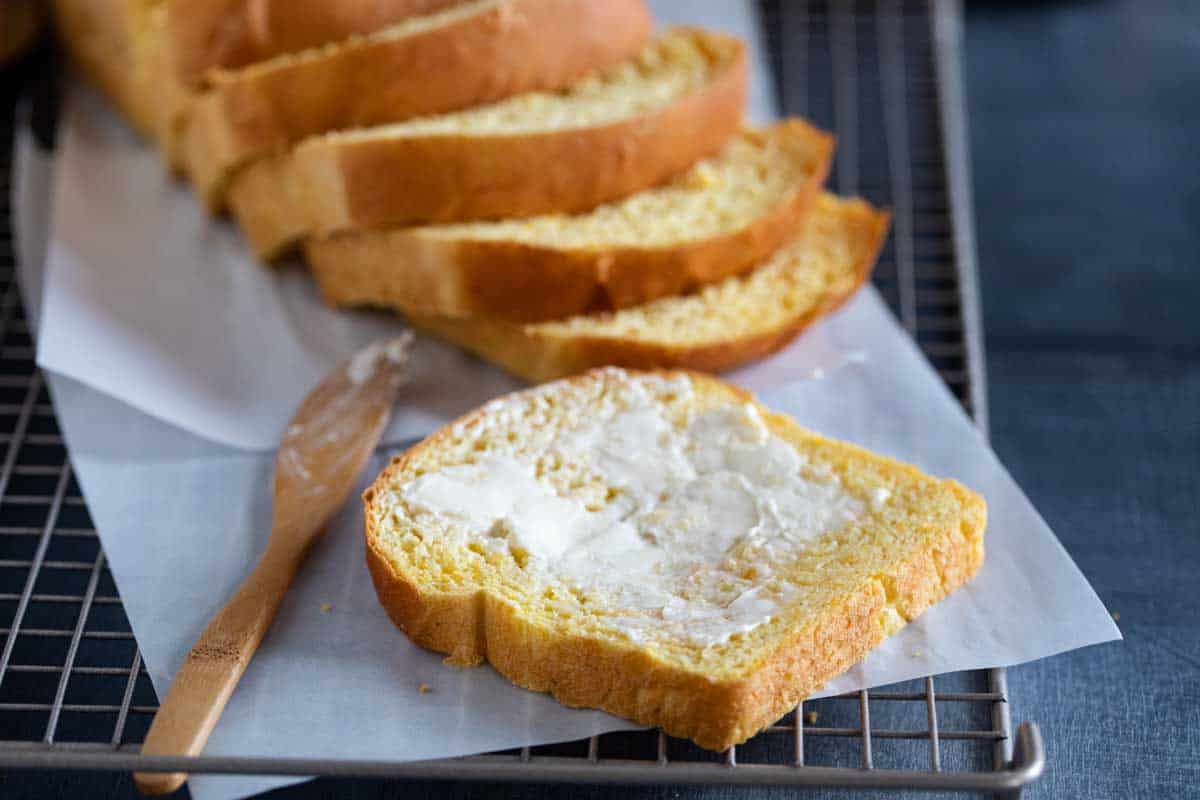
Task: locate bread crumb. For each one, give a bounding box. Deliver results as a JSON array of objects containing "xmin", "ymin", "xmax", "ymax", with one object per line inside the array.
[
  {"xmin": 419, "ymin": 683, "xmax": 432, "ymax": 694},
  {"xmin": 804, "ymin": 711, "xmax": 819, "ymax": 725},
  {"xmin": 443, "ymin": 653, "xmax": 483, "ymax": 667},
  {"xmin": 1111, "ymin": 611, "xmax": 1120, "ymax": 622},
  {"xmin": 912, "ymin": 649, "xmax": 922, "ymax": 658},
  {"xmin": 319, "ymin": 602, "xmax": 332, "ymax": 613},
  {"xmin": 684, "ymin": 162, "xmax": 720, "ymax": 190}
]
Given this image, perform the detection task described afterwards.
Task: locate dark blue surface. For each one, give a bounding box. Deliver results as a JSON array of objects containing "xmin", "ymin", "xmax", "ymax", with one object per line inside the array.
[
  {"xmin": 4, "ymin": 0, "xmax": 1198, "ymax": 797},
  {"xmin": 967, "ymin": 1, "xmax": 1200, "ymax": 796}
]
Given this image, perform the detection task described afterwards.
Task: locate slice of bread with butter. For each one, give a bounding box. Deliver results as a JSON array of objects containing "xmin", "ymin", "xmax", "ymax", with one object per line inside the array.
[
  {"xmin": 405, "ymin": 193, "xmax": 886, "ymax": 382},
  {"xmin": 180, "ymin": 0, "xmax": 654, "ymax": 210},
  {"xmin": 364, "ymin": 368, "xmax": 986, "ymax": 750},
  {"xmin": 305, "ymin": 121, "xmax": 834, "ymax": 323},
  {"xmin": 229, "ymin": 28, "xmax": 748, "ymax": 259}
]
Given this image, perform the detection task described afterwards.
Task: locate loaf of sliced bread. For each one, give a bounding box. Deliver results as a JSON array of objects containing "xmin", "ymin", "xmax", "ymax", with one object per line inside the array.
[
  {"xmin": 230, "ymin": 28, "xmax": 747, "ymax": 259},
  {"xmin": 182, "ymin": 0, "xmax": 654, "ymax": 210},
  {"xmin": 166, "ymin": 0, "xmax": 466, "ymax": 86},
  {"xmin": 365, "ymin": 367, "xmax": 986, "ymax": 749},
  {"xmin": 407, "ymin": 194, "xmax": 886, "ymax": 381},
  {"xmin": 305, "ymin": 121, "xmax": 834, "ymax": 322}
]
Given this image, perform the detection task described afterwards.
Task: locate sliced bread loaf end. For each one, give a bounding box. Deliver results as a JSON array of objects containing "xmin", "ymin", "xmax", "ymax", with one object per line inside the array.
[
  {"xmin": 230, "ymin": 28, "xmax": 747, "ymax": 259},
  {"xmin": 408, "ymin": 194, "xmax": 887, "ymax": 382},
  {"xmin": 50, "ymin": 0, "xmax": 163, "ymax": 136},
  {"xmin": 306, "ymin": 120, "xmax": 835, "ymax": 322},
  {"xmin": 182, "ymin": 0, "xmax": 654, "ymax": 211},
  {"xmin": 365, "ymin": 367, "xmax": 985, "ymax": 749}
]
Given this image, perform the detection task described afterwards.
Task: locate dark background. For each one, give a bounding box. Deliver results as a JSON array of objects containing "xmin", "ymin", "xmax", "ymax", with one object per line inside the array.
[{"xmin": 3, "ymin": 0, "xmax": 1198, "ymax": 797}]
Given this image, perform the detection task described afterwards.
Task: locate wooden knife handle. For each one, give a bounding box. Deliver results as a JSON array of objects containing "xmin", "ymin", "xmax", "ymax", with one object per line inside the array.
[{"xmin": 134, "ymin": 545, "xmax": 301, "ymax": 795}]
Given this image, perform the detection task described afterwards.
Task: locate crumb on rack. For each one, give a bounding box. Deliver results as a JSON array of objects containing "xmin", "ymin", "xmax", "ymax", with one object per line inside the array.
[
  {"xmin": 1111, "ymin": 611, "xmax": 1121, "ymax": 622},
  {"xmin": 804, "ymin": 710, "xmax": 819, "ymax": 725},
  {"xmin": 419, "ymin": 683, "xmax": 432, "ymax": 694},
  {"xmin": 319, "ymin": 602, "xmax": 332, "ymax": 613}
]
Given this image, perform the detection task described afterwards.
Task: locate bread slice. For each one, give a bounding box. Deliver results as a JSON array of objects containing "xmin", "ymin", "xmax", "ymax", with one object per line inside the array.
[
  {"xmin": 405, "ymin": 193, "xmax": 887, "ymax": 382},
  {"xmin": 305, "ymin": 121, "xmax": 834, "ymax": 322},
  {"xmin": 181, "ymin": 0, "xmax": 654, "ymax": 210},
  {"xmin": 364, "ymin": 367, "xmax": 986, "ymax": 750},
  {"xmin": 230, "ymin": 28, "xmax": 747, "ymax": 259},
  {"xmin": 49, "ymin": 0, "xmax": 163, "ymax": 136},
  {"xmin": 166, "ymin": 0, "xmax": 466, "ymax": 86}
]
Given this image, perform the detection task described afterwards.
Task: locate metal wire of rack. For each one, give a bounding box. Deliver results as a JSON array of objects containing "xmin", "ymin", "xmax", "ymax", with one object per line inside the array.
[{"xmin": 0, "ymin": 0, "xmax": 1044, "ymax": 794}]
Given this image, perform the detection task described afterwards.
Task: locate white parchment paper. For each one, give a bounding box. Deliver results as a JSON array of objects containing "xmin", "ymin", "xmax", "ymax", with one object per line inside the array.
[{"xmin": 14, "ymin": 4, "xmax": 1119, "ymax": 799}]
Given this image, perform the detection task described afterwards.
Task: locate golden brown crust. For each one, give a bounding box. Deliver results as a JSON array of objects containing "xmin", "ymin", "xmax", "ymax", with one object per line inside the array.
[
  {"xmin": 230, "ymin": 30, "xmax": 748, "ymax": 260},
  {"xmin": 49, "ymin": 0, "xmax": 158, "ymax": 136},
  {"xmin": 183, "ymin": 0, "xmax": 654, "ymax": 210},
  {"xmin": 363, "ymin": 370, "xmax": 986, "ymax": 750},
  {"xmin": 305, "ymin": 120, "xmax": 834, "ymax": 322},
  {"xmin": 404, "ymin": 198, "xmax": 890, "ymax": 383},
  {"xmin": 166, "ymin": 0, "xmax": 465, "ymax": 86},
  {"xmin": 140, "ymin": 7, "xmax": 194, "ymax": 171},
  {"xmin": 51, "ymin": 0, "xmax": 195, "ymax": 170}
]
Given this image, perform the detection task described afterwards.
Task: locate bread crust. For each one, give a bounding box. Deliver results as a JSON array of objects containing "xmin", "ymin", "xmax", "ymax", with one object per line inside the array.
[
  {"xmin": 403, "ymin": 198, "xmax": 889, "ymax": 382},
  {"xmin": 166, "ymin": 0, "xmax": 465, "ymax": 86},
  {"xmin": 141, "ymin": 6, "xmax": 193, "ymax": 171},
  {"xmin": 363, "ymin": 370, "xmax": 986, "ymax": 750},
  {"xmin": 51, "ymin": 1, "xmax": 194, "ymax": 169},
  {"xmin": 230, "ymin": 30, "xmax": 748, "ymax": 259},
  {"xmin": 49, "ymin": 0, "xmax": 159, "ymax": 136},
  {"xmin": 305, "ymin": 121, "xmax": 835, "ymax": 322},
  {"xmin": 182, "ymin": 0, "xmax": 654, "ymax": 210}
]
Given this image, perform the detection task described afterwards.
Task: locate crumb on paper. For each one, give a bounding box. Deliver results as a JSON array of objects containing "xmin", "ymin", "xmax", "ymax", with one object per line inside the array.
[
  {"xmin": 419, "ymin": 683, "xmax": 432, "ymax": 694},
  {"xmin": 912, "ymin": 649, "xmax": 922, "ymax": 658},
  {"xmin": 1111, "ymin": 611, "xmax": 1120, "ymax": 622},
  {"xmin": 443, "ymin": 653, "xmax": 483, "ymax": 667},
  {"xmin": 804, "ymin": 710, "xmax": 819, "ymax": 725},
  {"xmin": 320, "ymin": 602, "xmax": 332, "ymax": 613}
]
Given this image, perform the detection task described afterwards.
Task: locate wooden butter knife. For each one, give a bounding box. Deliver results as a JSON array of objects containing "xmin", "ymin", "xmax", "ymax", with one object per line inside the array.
[{"xmin": 133, "ymin": 334, "xmax": 413, "ymax": 795}]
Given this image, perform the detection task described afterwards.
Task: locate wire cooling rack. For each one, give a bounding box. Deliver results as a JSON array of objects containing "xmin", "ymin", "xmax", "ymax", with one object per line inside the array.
[{"xmin": 0, "ymin": 0, "xmax": 1044, "ymax": 794}]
